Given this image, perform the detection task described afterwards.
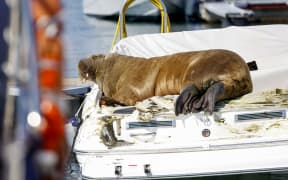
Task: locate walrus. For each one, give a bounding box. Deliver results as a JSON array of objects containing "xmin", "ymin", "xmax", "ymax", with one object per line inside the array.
[{"xmin": 78, "ymin": 49, "xmax": 253, "ymax": 115}]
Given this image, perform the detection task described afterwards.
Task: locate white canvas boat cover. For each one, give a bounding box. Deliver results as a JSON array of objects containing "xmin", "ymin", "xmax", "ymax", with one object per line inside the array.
[{"xmin": 112, "ymin": 24, "xmax": 288, "ymax": 93}]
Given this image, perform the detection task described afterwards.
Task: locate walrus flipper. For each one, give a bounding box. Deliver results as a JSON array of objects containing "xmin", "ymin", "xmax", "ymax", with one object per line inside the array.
[
  {"xmin": 175, "ymin": 84, "xmax": 200, "ymax": 116},
  {"xmin": 193, "ymin": 82, "xmax": 224, "ymax": 114},
  {"xmin": 175, "ymin": 82, "xmax": 224, "ymax": 115}
]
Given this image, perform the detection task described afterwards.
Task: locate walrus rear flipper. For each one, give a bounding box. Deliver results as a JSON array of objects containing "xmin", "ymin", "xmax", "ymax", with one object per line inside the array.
[
  {"xmin": 194, "ymin": 82, "xmax": 224, "ymax": 114},
  {"xmin": 175, "ymin": 84, "xmax": 200, "ymax": 116},
  {"xmin": 175, "ymin": 82, "xmax": 224, "ymax": 115}
]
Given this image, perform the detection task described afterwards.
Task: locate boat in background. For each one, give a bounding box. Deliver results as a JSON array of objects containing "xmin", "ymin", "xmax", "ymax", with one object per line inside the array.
[
  {"xmin": 200, "ymin": 0, "xmax": 288, "ymax": 25},
  {"xmin": 83, "ymin": 0, "xmax": 157, "ymax": 18},
  {"xmin": 83, "ymin": 0, "xmax": 288, "ymax": 23},
  {"xmin": 82, "ymin": 0, "xmax": 201, "ymax": 21}
]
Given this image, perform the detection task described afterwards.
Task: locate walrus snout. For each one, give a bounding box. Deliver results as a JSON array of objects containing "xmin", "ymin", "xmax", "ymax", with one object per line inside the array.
[
  {"xmin": 78, "ymin": 54, "xmax": 106, "ymax": 81},
  {"xmin": 78, "ymin": 58, "xmax": 91, "ymax": 81}
]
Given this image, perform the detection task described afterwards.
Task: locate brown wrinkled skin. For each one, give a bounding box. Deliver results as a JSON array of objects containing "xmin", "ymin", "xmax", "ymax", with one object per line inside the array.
[{"xmin": 78, "ymin": 49, "xmax": 253, "ymax": 106}]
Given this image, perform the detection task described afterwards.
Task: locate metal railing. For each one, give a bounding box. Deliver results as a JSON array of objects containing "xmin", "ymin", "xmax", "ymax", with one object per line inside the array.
[{"xmin": 111, "ymin": 0, "xmax": 171, "ymax": 49}]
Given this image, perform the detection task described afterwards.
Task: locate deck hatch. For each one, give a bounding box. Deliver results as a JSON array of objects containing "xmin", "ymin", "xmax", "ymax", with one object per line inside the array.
[
  {"xmin": 127, "ymin": 120, "xmax": 175, "ymax": 129},
  {"xmin": 236, "ymin": 110, "xmax": 286, "ymax": 121}
]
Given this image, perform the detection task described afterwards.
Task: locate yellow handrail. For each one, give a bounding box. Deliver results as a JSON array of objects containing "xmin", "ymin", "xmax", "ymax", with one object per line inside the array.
[
  {"xmin": 111, "ymin": 0, "xmax": 171, "ymax": 50},
  {"xmin": 151, "ymin": 0, "xmax": 171, "ymax": 33}
]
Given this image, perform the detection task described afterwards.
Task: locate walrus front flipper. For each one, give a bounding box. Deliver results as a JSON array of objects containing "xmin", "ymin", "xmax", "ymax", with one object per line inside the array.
[
  {"xmin": 194, "ymin": 82, "xmax": 224, "ymax": 114},
  {"xmin": 175, "ymin": 84, "xmax": 200, "ymax": 116}
]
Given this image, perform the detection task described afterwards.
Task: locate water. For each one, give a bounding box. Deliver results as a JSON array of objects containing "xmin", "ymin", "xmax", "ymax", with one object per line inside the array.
[{"xmin": 61, "ymin": 0, "xmax": 288, "ymax": 179}]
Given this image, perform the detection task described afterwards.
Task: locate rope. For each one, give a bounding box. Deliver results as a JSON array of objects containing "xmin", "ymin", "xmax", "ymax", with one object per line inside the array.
[{"xmin": 30, "ymin": 0, "xmax": 67, "ymax": 179}]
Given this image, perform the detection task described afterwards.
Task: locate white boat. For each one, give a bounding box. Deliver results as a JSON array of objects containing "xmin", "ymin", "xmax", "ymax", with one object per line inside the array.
[
  {"xmin": 200, "ymin": 0, "xmax": 288, "ymax": 24},
  {"xmin": 82, "ymin": 0, "xmax": 198, "ymax": 20},
  {"xmin": 83, "ymin": 0, "xmax": 156, "ymax": 17},
  {"xmin": 72, "ymin": 24, "xmax": 288, "ymax": 179}
]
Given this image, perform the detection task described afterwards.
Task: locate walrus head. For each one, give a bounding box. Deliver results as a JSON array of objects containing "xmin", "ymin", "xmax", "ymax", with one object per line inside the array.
[{"xmin": 78, "ymin": 54, "xmax": 105, "ymax": 83}]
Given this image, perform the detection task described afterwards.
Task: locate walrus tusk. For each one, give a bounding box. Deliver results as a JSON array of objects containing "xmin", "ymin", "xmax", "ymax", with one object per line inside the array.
[{"xmin": 78, "ymin": 49, "xmax": 253, "ymax": 115}]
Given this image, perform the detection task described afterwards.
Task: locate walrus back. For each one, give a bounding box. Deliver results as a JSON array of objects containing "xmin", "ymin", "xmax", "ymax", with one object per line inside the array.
[{"xmin": 154, "ymin": 50, "xmax": 252, "ymax": 98}]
